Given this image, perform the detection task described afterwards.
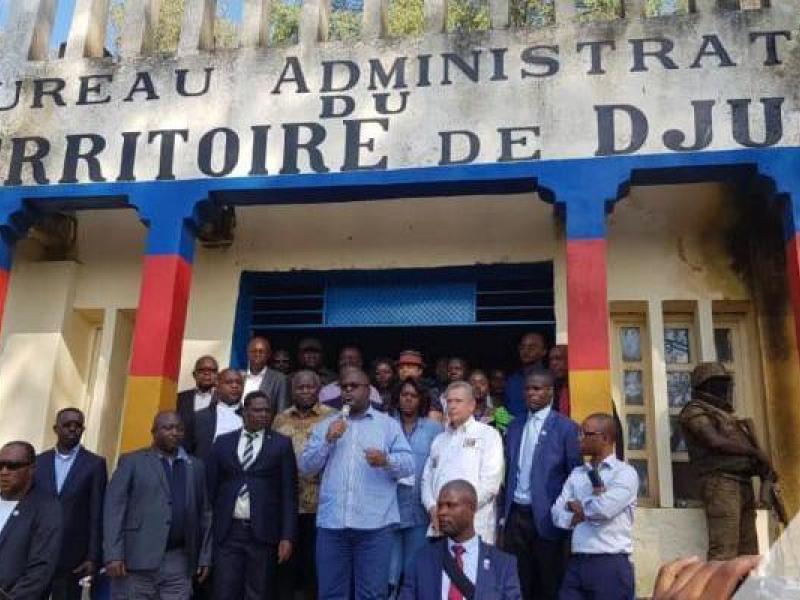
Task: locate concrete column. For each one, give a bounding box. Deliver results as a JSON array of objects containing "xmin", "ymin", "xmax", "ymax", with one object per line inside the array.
[
  {"xmin": 692, "ymin": 0, "xmax": 717, "ymax": 13},
  {"xmin": 363, "ymin": 0, "xmax": 389, "ymax": 40},
  {"xmin": 554, "ymin": 0, "xmax": 576, "ymax": 24},
  {"xmin": 3, "ymin": 0, "xmax": 57, "ymax": 61},
  {"xmin": 563, "ymin": 194, "xmax": 612, "ymax": 424},
  {"xmin": 120, "ymin": 0, "xmax": 162, "ymax": 58},
  {"xmin": 121, "ymin": 212, "xmax": 195, "ymax": 452},
  {"xmin": 0, "ymin": 233, "xmax": 13, "ymax": 342},
  {"xmin": 0, "ymin": 262, "xmax": 79, "ymax": 449},
  {"xmin": 424, "ymin": 0, "xmax": 447, "ymax": 33},
  {"xmin": 178, "ymin": 0, "xmax": 216, "ymax": 55},
  {"xmin": 623, "ymin": 0, "xmax": 647, "ymax": 17},
  {"xmin": 489, "ymin": 0, "xmax": 510, "ymax": 29},
  {"xmin": 65, "ymin": 0, "xmax": 110, "ymax": 59},
  {"xmin": 241, "ymin": 0, "xmax": 270, "ymax": 48},
  {"xmin": 299, "ymin": 0, "xmax": 330, "ymax": 46}
]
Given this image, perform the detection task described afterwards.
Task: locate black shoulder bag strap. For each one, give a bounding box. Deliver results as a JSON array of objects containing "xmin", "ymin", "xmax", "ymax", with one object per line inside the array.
[{"xmin": 442, "ymin": 546, "xmax": 476, "ymax": 600}]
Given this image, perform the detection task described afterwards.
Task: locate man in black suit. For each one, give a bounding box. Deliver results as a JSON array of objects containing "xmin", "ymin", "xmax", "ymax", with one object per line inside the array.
[
  {"xmin": 400, "ymin": 479, "xmax": 522, "ymax": 600},
  {"xmin": 104, "ymin": 411, "xmax": 212, "ymax": 600},
  {"xmin": 0, "ymin": 440, "xmax": 63, "ymax": 598},
  {"xmin": 207, "ymin": 390, "xmax": 298, "ymax": 600},
  {"xmin": 177, "ymin": 356, "xmax": 219, "ymax": 453},
  {"xmin": 35, "ymin": 407, "xmax": 107, "ymax": 600},
  {"xmin": 189, "ymin": 368, "xmax": 244, "ymax": 461},
  {"xmin": 242, "ymin": 337, "xmax": 289, "ymax": 412}
]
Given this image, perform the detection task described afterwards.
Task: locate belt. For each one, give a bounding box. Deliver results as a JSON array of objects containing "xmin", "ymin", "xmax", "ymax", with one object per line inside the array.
[{"xmin": 571, "ymin": 553, "xmax": 630, "ymax": 558}]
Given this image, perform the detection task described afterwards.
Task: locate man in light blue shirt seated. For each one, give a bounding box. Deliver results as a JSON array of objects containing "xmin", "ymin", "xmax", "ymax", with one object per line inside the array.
[
  {"xmin": 300, "ymin": 366, "xmax": 414, "ymax": 599},
  {"xmin": 551, "ymin": 412, "xmax": 639, "ymax": 600}
]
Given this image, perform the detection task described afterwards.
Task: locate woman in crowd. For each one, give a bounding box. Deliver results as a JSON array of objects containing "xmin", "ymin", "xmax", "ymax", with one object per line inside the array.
[
  {"xmin": 372, "ymin": 357, "xmax": 397, "ymax": 408},
  {"xmin": 388, "ymin": 378, "xmax": 444, "ymax": 596}
]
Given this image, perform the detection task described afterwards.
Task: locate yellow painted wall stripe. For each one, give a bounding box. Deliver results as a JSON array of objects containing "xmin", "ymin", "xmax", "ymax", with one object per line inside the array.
[
  {"xmin": 120, "ymin": 376, "xmax": 178, "ymax": 453},
  {"xmin": 569, "ymin": 369, "xmax": 612, "ymax": 424}
]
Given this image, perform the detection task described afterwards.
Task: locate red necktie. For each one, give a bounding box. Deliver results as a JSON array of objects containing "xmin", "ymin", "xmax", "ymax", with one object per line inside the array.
[{"xmin": 448, "ymin": 544, "xmax": 466, "ymax": 600}]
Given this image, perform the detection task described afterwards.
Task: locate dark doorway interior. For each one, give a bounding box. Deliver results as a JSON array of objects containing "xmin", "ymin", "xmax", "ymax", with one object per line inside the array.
[{"xmin": 232, "ymin": 262, "xmax": 556, "ymax": 377}]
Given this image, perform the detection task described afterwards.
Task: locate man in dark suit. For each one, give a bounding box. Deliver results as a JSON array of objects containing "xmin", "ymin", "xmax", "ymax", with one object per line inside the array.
[
  {"xmin": 207, "ymin": 390, "xmax": 298, "ymax": 600},
  {"xmin": 242, "ymin": 337, "xmax": 289, "ymax": 412},
  {"xmin": 35, "ymin": 407, "xmax": 107, "ymax": 600},
  {"xmin": 189, "ymin": 368, "xmax": 244, "ymax": 461},
  {"xmin": 177, "ymin": 355, "xmax": 219, "ymax": 453},
  {"xmin": 400, "ymin": 479, "xmax": 521, "ymax": 600},
  {"xmin": 502, "ymin": 369, "xmax": 581, "ymax": 600},
  {"xmin": 0, "ymin": 440, "xmax": 63, "ymax": 598},
  {"xmin": 104, "ymin": 411, "xmax": 212, "ymax": 600}
]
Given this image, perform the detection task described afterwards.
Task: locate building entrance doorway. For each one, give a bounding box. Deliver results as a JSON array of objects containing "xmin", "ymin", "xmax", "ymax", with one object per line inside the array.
[{"xmin": 231, "ymin": 262, "xmax": 555, "ymax": 377}]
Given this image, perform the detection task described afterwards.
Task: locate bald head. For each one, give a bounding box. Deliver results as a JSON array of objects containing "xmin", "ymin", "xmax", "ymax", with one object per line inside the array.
[
  {"xmin": 151, "ymin": 410, "xmax": 184, "ymax": 455},
  {"xmin": 440, "ymin": 479, "xmax": 478, "ymax": 509},
  {"xmin": 586, "ymin": 412, "xmax": 617, "ymax": 439}
]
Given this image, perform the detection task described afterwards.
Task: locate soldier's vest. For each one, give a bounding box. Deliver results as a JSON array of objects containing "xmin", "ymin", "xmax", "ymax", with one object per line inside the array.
[{"xmin": 679, "ymin": 399, "xmax": 756, "ymax": 479}]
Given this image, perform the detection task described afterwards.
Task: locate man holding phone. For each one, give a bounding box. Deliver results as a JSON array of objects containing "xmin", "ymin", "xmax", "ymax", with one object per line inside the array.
[{"xmin": 552, "ymin": 413, "xmax": 639, "ymax": 600}]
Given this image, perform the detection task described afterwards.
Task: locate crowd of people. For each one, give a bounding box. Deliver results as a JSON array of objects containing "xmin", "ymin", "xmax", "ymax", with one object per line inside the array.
[{"xmin": 0, "ymin": 333, "xmax": 770, "ymax": 600}]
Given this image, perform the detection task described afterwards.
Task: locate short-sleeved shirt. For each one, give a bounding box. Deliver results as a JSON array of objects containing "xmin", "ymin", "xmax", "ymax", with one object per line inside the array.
[{"xmin": 273, "ymin": 403, "xmax": 335, "ymax": 514}]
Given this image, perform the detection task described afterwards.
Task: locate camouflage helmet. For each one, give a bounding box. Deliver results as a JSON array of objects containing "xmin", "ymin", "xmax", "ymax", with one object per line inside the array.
[{"xmin": 691, "ymin": 362, "xmax": 730, "ymax": 389}]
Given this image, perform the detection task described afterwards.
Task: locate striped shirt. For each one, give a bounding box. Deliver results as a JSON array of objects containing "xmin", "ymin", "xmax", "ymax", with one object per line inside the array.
[{"xmin": 299, "ymin": 406, "xmax": 414, "ymax": 530}]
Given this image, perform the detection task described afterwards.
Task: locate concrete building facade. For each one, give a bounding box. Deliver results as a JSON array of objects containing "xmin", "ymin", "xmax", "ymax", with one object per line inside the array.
[{"xmin": 0, "ymin": 0, "xmax": 798, "ymax": 593}]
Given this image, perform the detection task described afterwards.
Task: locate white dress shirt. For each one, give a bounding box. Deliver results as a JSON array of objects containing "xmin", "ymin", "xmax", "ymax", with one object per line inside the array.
[
  {"xmin": 234, "ymin": 428, "xmax": 265, "ymax": 520},
  {"xmin": 422, "ymin": 417, "xmax": 504, "ymax": 543},
  {"xmin": 441, "ymin": 534, "xmax": 480, "ymax": 600},
  {"xmin": 514, "ymin": 405, "xmax": 551, "ymax": 504},
  {"xmin": 0, "ymin": 498, "xmax": 19, "ymax": 534},
  {"xmin": 193, "ymin": 389, "xmax": 214, "ymax": 412},
  {"xmin": 243, "ymin": 366, "xmax": 266, "ymax": 398},
  {"xmin": 215, "ymin": 402, "xmax": 243, "ymax": 440},
  {"xmin": 54, "ymin": 444, "xmax": 81, "ymax": 494},
  {"xmin": 551, "ymin": 456, "xmax": 639, "ymax": 554}
]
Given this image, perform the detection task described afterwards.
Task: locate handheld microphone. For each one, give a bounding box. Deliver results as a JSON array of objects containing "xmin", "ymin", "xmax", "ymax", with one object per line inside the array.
[{"xmin": 341, "ymin": 403, "xmax": 351, "ymax": 421}]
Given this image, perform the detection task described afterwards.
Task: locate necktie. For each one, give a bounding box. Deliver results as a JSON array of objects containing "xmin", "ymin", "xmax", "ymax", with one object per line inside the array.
[
  {"xmin": 239, "ymin": 432, "xmax": 257, "ymax": 499},
  {"xmin": 447, "ymin": 544, "xmax": 467, "ymax": 600}
]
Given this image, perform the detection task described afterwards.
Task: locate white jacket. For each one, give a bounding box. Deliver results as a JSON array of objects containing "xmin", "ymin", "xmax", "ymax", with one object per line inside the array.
[{"xmin": 421, "ymin": 417, "xmax": 505, "ymax": 543}]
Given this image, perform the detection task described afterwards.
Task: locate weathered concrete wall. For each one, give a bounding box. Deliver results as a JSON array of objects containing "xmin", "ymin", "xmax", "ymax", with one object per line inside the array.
[{"xmin": 0, "ymin": 3, "xmax": 797, "ymax": 183}]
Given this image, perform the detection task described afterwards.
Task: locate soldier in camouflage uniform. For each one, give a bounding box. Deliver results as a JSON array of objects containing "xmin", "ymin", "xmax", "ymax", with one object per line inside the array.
[{"xmin": 679, "ymin": 362, "xmax": 774, "ymax": 560}]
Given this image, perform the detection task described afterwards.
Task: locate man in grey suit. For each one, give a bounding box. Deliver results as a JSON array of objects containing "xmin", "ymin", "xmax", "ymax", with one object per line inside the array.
[
  {"xmin": 104, "ymin": 411, "xmax": 212, "ymax": 600},
  {"xmin": 0, "ymin": 440, "xmax": 63, "ymax": 598},
  {"xmin": 242, "ymin": 336, "xmax": 289, "ymax": 412}
]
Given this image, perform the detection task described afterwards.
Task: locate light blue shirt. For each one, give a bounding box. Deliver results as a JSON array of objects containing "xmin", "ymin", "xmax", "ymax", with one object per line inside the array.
[
  {"xmin": 395, "ymin": 417, "xmax": 444, "ymax": 527},
  {"xmin": 300, "ymin": 406, "xmax": 414, "ymax": 530},
  {"xmin": 551, "ymin": 456, "xmax": 639, "ymax": 554},
  {"xmin": 513, "ymin": 405, "xmax": 551, "ymax": 504},
  {"xmin": 54, "ymin": 445, "xmax": 81, "ymax": 494},
  {"xmin": 441, "ymin": 535, "xmax": 480, "ymax": 600}
]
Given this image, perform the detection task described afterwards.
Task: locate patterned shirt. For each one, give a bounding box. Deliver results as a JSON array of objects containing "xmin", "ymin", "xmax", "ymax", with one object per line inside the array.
[{"xmin": 273, "ymin": 403, "xmax": 335, "ymax": 514}]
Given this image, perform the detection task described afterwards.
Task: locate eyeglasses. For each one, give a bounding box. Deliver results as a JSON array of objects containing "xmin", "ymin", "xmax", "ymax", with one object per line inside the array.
[
  {"xmin": 195, "ymin": 367, "xmax": 218, "ymax": 373},
  {"xmin": 340, "ymin": 383, "xmax": 368, "ymax": 391},
  {"xmin": 0, "ymin": 460, "xmax": 33, "ymax": 471},
  {"xmin": 579, "ymin": 430, "xmax": 605, "ymax": 439}
]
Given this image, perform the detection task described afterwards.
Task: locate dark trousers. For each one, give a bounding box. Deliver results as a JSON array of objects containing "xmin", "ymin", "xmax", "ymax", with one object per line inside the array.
[
  {"xmin": 559, "ymin": 554, "xmax": 634, "ymax": 600},
  {"xmin": 278, "ymin": 513, "xmax": 318, "ymax": 600},
  {"xmin": 316, "ymin": 526, "xmax": 393, "ymax": 600},
  {"xmin": 47, "ymin": 571, "xmax": 83, "ymax": 600},
  {"xmin": 504, "ymin": 503, "xmax": 565, "ymax": 600},
  {"xmin": 214, "ymin": 520, "xmax": 278, "ymax": 600}
]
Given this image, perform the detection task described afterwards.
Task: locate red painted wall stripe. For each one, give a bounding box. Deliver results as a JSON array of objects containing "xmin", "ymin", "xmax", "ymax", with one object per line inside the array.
[
  {"xmin": 566, "ymin": 238, "xmax": 610, "ymax": 371},
  {"xmin": 785, "ymin": 234, "xmax": 800, "ymax": 359},
  {"xmin": 0, "ymin": 269, "xmax": 8, "ymax": 338},
  {"xmin": 129, "ymin": 255, "xmax": 193, "ymax": 379}
]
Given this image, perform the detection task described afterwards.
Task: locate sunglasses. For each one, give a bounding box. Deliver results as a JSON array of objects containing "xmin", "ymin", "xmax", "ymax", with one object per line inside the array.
[{"xmin": 0, "ymin": 460, "xmax": 33, "ymax": 471}]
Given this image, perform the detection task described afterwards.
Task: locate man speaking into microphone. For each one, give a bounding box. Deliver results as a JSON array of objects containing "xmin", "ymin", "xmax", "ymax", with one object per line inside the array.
[{"xmin": 301, "ymin": 366, "xmax": 414, "ymax": 599}]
